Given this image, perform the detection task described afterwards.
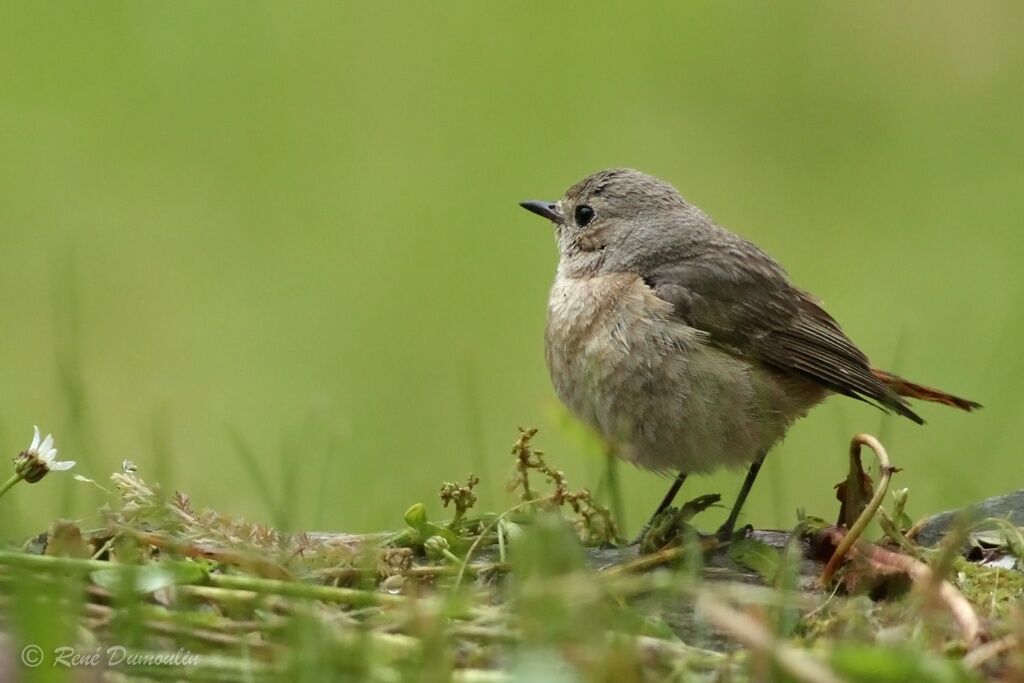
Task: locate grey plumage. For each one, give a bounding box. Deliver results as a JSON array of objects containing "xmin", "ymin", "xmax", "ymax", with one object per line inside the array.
[{"xmin": 524, "ymin": 168, "xmax": 978, "ymax": 481}]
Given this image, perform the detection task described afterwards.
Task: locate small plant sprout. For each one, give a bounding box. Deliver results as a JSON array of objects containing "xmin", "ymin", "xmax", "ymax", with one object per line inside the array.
[
  {"xmin": 439, "ymin": 474, "xmax": 479, "ymax": 529},
  {"xmin": 0, "ymin": 426, "xmax": 76, "ymax": 500}
]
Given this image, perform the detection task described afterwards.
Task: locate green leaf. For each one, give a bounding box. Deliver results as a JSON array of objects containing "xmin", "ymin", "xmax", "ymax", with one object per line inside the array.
[
  {"xmin": 831, "ymin": 645, "xmax": 979, "ymax": 683},
  {"xmin": 499, "ymin": 518, "xmax": 524, "ymax": 543},
  {"xmin": 403, "ymin": 503, "xmax": 428, "ymax": 528},
  {"xmin": 677, "ymin": 494, "xmax": 721, "ymax": 523},
  {"xmin": 890, "ymin": 488, "xmax": 913, "ymax": 531},
  {"xmin": 970, "ymin": 518, "xmax": 1024, "ymax": 559},
  {"xmin": 727, "ymin": 538, "xmax": 780, "ymax": 581},
  {"xmin": 401, "ymin": 502, "xmax": 463, "ymax": 549}
]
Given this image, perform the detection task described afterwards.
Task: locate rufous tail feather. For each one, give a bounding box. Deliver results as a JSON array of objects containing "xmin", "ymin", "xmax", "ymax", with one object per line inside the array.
[{"xmin": 872, "ymin": 369, "xmax": 981, "ymax": 412}]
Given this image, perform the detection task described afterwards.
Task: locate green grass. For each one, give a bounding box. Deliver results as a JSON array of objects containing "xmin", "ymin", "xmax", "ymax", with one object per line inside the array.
[{"xmin": 0, "ymin": 428, "xmax": 1020, "ymax": 682}]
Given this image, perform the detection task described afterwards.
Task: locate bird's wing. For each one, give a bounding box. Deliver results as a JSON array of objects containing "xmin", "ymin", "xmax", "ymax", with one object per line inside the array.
[{"xmin": 644, "ymin": 247, "xmax": 923, "ymax": 424}]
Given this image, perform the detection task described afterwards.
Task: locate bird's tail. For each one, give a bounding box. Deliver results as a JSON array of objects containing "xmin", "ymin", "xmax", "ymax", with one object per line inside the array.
[{"xmin": 872, "ymin": 369, "xmax": 982, "ymax": 413}]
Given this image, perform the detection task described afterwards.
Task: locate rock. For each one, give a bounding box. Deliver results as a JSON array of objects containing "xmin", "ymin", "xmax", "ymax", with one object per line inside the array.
[{"xmin": 912, "ymin": 490, "xmax": 1024, "ymax": 548}]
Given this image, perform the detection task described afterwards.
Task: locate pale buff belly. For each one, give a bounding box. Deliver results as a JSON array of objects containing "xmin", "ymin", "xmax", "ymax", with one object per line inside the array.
[{"xmin": 545, "ymin": 273, "xmax": 825, "ymax": 474}]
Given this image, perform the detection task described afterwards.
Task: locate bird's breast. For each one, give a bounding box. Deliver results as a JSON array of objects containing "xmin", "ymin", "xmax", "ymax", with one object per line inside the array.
[
  {"xmin": 544, "ymin": 272, "xmax": 817, "ymax": 474},
  {"xmin": 544, "ymin": 272, "xmax": 698, "ymax": 439}
]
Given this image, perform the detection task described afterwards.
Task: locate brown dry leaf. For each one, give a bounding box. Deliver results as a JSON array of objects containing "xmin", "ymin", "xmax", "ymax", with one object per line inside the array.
[{"xmin": 835, "ymin": 454, "xmax": 873, "ymax": 528}]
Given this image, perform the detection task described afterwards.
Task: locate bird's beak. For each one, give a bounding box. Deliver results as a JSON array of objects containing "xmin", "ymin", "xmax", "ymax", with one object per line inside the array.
[{"xmin": 519, "ymin": 200, "xmax": 563, "ymax": 224}]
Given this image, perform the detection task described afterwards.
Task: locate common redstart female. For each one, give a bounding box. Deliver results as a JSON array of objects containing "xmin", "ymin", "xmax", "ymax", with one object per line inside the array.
[{"xmin": 521, "ymin": 169, "xmax": 979, "ymax": 538}]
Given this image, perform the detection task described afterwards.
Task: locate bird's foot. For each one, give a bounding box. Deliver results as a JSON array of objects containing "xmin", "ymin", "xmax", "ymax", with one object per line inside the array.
[
  {"xmin": 631, "ymin": 524, "xmax": 651, "ymax": 547},
  {"xmin": 634, "ymin": 494, "xmax": 723, "ymax": 552},
  {"xmin": 714, "ymin": 522, "xmax": 753, "ymax": 543}
]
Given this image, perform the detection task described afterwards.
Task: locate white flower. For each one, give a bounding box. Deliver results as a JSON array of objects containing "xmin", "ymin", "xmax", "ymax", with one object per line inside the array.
[{"xmin": 15, "ymin": 425, "xmax": 76, "ymax": 483}]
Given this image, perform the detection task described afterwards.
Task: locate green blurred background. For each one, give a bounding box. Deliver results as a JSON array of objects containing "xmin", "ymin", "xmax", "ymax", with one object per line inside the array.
[{"xmin": 1, "ymin": 3, "xmax": 1021, "ymax": 541}]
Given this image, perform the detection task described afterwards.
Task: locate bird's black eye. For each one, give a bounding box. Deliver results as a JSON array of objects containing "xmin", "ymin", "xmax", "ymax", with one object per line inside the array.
[{"xmin": 574, "ymin": 204, "xmax": 595, "ymax": 227}]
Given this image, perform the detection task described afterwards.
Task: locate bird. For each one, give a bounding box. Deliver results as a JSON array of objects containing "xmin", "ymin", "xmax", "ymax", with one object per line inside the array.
[{"xmin": 520, "ymin": 168, "xmax": 980, "ymax": 539}]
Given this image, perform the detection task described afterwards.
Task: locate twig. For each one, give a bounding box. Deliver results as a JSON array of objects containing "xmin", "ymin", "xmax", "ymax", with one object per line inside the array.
[
  {"xmin": 408, "ymin": 562, "xmax": 507, "ymax": 577},
  {"xmin": 696, "ymin": 591, "xmax": 849, "ymax": 683},
  {"xmin": 816, "ymin": 527, "xmax": 984, "ymax": 645},
  {"xmin": 601, "ymin": 546, "xmax": 681, "ymax": 577},
  {"xmin": 207, "ymin": 573, "xmax": 404, "ymax": 608},
  {"xmin": 600, "ymin": 535, "xmax": 718, "ymax": 578},
  {"xmin": 82, "ymin": 602, "xmax": 278, "ymax": 656},
  {"xmin": 0, "ymin": 550, "xmax": 406, "ymax": 608},
  {"xmin": 451, "ymin": 671, "xmax": 511, "ymax": 683},
  {"xmin": 904, "ymin": 515, "xmax": 931, "ymax": 542},
  {"xmin": 631, "ymin": 634, "xmax": 726, "ymax": 668},
  {"xmin": 454, "ymin": 496, "xmax": 553, "ymax": 590},
  {"xmin": 820, "ymin": 434, "xmax": 895, "ymax": 586},
  {"xmin": 963, "ymin": 633, "xmax": 1018, "ymax": 669},
  {"xmin": 123, "ymin": 528, "xmax": 293, "ymax": 580}
]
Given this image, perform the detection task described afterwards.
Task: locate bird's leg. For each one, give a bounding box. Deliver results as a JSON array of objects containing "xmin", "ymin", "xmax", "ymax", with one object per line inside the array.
[
  {"xmin": 632, "ymin": 470, "xmax": 688, "ymax": 544},
  {"xmin": 716, "ymin": 450, "xmax": 769, "ymax": 540},
  {"xmin": 652, "ymin": 470, "xmax": 688, "ymax": 520}
]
